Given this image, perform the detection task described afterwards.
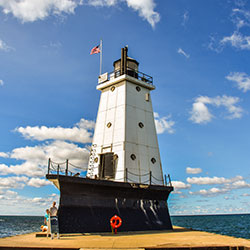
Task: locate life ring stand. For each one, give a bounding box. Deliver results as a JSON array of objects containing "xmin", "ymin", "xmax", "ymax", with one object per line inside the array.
[{"xmin": 110, "ymin": 215, "xmax": 122, "ymax": 234}]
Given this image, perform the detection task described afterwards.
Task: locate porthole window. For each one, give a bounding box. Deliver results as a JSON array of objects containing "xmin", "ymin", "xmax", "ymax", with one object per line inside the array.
[
  {"xmin": 130, "ymin": 154, "xmax": 136, "ymax": 160},
  {"xmin": 110, "ymin": 86, "xmax": 115, "ymax": 92},
  {"xmin": 138, "ymin": 122, "xmax": 144, "ymax": 128},
  {"xmin": 136, "ymin": 86, "xmax": 141, "ymax": 92},
  {"xmin": 151, "ymin": 158, "xmax": 156, "ymax": 164},
  {"xmin": 94, "ymin": 157, "xmax": 98, "ymax": 163},
  {"xmin": 107, "ymin": 122, "xmax": 112, "ymax": 128}
]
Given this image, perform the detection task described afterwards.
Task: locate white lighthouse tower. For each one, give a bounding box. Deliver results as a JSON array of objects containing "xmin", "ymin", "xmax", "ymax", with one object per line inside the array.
[{"xmin": 87, "ymin": 47, "xmax": 164, "ymax": 185}]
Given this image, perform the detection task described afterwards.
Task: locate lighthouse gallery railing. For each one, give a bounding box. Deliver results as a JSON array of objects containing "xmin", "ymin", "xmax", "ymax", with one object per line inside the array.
[{"xmin": 47, "ymin": 158, "xmax": 172, "ymax": 187}]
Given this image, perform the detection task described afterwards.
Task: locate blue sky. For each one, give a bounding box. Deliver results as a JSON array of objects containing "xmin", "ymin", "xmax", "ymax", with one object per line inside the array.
[{"xmin": 0, "ymin": 0, "xmax": 250, "ymax": 216}]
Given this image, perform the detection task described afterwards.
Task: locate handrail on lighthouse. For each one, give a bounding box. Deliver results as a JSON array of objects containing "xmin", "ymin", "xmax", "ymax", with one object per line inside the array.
[{"xmin": 98, "ymin": 46, "xmax": 153, "ymax": 85}]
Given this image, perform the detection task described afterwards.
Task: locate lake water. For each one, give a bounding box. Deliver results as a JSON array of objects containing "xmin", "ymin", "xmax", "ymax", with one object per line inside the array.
[{"xmin": 0, "ymin": 214, "xmax": 249, "ymax": 239}]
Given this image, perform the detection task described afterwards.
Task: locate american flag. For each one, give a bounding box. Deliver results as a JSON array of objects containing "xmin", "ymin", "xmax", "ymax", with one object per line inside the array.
[{"xmin": 90, "ymin": 45, "xmax": 101, "ymax": 55}]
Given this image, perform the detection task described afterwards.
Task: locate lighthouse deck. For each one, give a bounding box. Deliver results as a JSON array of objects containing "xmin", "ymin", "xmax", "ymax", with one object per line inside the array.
[{"xmin": 0, "ymin": 226, "xmax": 249, "ymax": 250}]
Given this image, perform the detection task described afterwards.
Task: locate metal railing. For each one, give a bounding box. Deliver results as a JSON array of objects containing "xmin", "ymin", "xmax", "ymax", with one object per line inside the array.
[
  {"xmin": 99, "ymin": 67, "xmax": 153, "ymax": 85},
  {"xmin": 47, "ymin": 158, "xmax": 172, "ymax": 187}
]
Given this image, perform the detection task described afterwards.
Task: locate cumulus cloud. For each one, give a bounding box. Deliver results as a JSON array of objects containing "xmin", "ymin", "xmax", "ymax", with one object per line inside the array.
[
  {"xmin": 177, "ymin": 48, "xmax": 190, "ymax": 58},
  {"xmin": 187, "ymin": 175, "xmax": 243, "ymax": 185},
  {"xmin": 186, "ymin": 167, "xmax": 202, "ymax": 174},
  {"xmin": 0, "ymin": 191, "xmax": 60, "ymax": 215},
  {"xmin": 0, "ymin": 0, "xmax": 81, "ymax": 22},
  {"xmin": 0, "ymin": 117, "xmax": 93, "ymax": 178},
  {"xmin": 0, "ymin": 140, "xmax": 89, "ymax": 177},
  {"xmin": 27, "ymin": 178, "xmax": 51, "ymax": 187},
  {"xmin": 0, "ymin": 176, "xmax": 29, "ymax": 189},
  {"xmin": 0, "ymin": 152, "xmax": 9, "ymax": 157},
  {"xmin": 189, "ymin": 95, "xmax": 243, "ymax": 124},
  {"xmin": 15, "ymin": 118, "xmax": 95, "ymax": 143},
  {"xmin": 172, "ymin": 181, "xmax": 191, "ymax": 190},
  {"xmin": 0, "ymin": 0, "xmax": 160, "ymax": 28},
  {"xmin": 0, "ymin": 79, "xmax": 3, "ymax": 86},
  {"xmin": 126, "ymin": 0, "xmax": 160, "ymax": 28},
  {"xmin": 189, "ymin": 187, "xmax": 228, "ymax": 197},
  {"xmin": 226, "ymin": 72, "xmax": 250, "ymax": 93},
  {"xmin": 154, "ymin": 112, "xmax": 175, "ymax": 134}
]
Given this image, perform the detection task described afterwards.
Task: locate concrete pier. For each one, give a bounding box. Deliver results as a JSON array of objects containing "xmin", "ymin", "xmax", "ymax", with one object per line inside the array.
[{"xmin": 0, "ymin": 226, "xmax": 249, "ymax": 250}]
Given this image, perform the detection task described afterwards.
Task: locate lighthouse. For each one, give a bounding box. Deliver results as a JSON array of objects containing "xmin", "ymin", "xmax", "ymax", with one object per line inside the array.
[
  {"xmin": 46, "ymin": 47, "xmax": 173, "ymax": 233},
  {"xmin": 88, "ymin": 46, "xmax": 164, "ymax": 185}
]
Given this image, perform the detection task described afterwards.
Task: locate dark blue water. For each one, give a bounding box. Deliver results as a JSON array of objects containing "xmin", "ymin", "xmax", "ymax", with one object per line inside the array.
[
  {"xmin": 0, "ymin": 214, "xmax": 249, "ymax": 239},
  {"xmin": 171, "ymin": 214, "xmax": 250, "ymax": 239},
  {"xmin": 0, "ymin": 216, "xmax": 43, "ymax": 238}
]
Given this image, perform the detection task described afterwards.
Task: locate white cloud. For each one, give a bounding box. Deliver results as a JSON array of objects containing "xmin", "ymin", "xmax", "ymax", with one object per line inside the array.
[
  {"xmin": 226, "ymin": 72, "xmax": 250, "ymax": 93},
  {"xmin": 0, "ymin": 79, "xmax": 4, "ymax": 86},
  {"xmin": 221, "ymin": 31, "xmax": 250, "ymax": 50},
  {"xmin": 27, "ymin": 178, "xmax": 51, "ymax": 187},
  {"xmin": 15, "ymin": 118, "xmax": 95, "ymax": 143},
  {"xmin": 0, "ymin": 140, "xmax": 89, "ymax": 177},
  {"xmin": 229, "ymin": 180, "xmax": 250, "ymax": 189},
  {"xmin": 0, "ymin": 191, "xmax": 60, "ymax": 215},
  {"xmin": 0, "ymin": 39, "xmax": 13, "ymax": 52},
  {"xmin": 0, "ymin": 0, "xmax": 81, "ymax": 23},
  {"xmin": 187, "ymin": 175, "xmax": 243, "ymax": 185},
  {"xmin": 0, "ymin": 152, "xmax": 9, "ymax": 157},
  {"xmin": 177, "ymin": 48, "xmax": 190, "ymax": 58},
  {"xmin": 189, "ymin": 187, "xmax": 228, "ymax": 197},
  {"xmin": 182, "ymin": 10, "xmax": 189, "ymax": 26},
  {"xmin": 0, "ymin": 176, "xmax": 29, "ymax": 189},
  {"xmin": 189, "ymin": 95, "xmax": 243, "ymax": 124},
  {"xmin": 172, "ymin": 181, "xmax": 191, "ymax": 190},
  {"xmin": 126, "ymin": 0, "xmax": 160, "ymax": 28},
  {"xmin": 154, "ymin": 112, "xmax": 175, "ymax": 134},
  {"xmin": 186, "ymin": 167, "xmax": 202, "ymax": 174},
  {"xmin": 0, "ymin": 117, "xmax": 92, "ymax": 181},
  {"xmin": 242, "ymin": 193, "xmax": 250, "ymax": 197},
  {"xmin": 232, "ymin": 8, "xmax": 250, "ymax": 29},
  {"xmin": 0, "ymin": 0, "xmax": 160, "ymax": 28}
]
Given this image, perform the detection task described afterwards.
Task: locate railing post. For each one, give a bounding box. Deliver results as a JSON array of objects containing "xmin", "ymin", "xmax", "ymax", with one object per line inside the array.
[
  {"xmin": 125, "ymin": 168, "xmax": 128, "ymax": 182},
  {"xmin": 164, "ymin": 174, "xmax": 167, "ymax": 186},
  {"xmin": 66, "ymin": 159, "xmax": 69, "ymax": 176},
  {"xmin": 168, "ymin": 174, "xmax": 172, "ymax": 186},
  {"xmin": 47, "ymin": 158, "xmax": 51, "ymax": 175},
  {"xmin": 57, "ymin": 164, "xmax": 60, "ymax": 176},
  {"xmin": 149, "ymin": 171, "xmax": 152, "ymax": 185}
]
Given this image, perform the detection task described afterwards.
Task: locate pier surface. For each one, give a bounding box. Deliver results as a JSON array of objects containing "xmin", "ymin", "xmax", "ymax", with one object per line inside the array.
[{"xmin": 0, "ymin": 226, "xmax": 249, "ymax": 250}]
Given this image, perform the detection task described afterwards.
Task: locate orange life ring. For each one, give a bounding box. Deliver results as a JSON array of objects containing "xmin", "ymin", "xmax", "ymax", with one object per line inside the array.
[{"xmin": 110, "ymin": 215, "xmax": 122, "ymax": 229}]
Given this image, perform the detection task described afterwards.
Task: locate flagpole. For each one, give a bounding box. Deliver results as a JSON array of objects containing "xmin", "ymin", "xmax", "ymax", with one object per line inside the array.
[{"xmin": 100, "ymin": 39, "xmax": 102, "ymax": 76}]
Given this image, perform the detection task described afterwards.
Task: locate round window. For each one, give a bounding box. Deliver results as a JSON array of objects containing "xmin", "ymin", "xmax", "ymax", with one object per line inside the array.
[
  {"xmin": 136, "ymin": 86, "xmax": 141, "ymax": 92},
  {"xmin": 151, "ymin": 158, "xmax": 156, "ymax": 164},
  {"xmin": 138, "ymin": 122, "xmax": 144, "ymax": 128},
  {"xmin": 130, "ymin": 154, "xmax": 136, "ymax": 160}
]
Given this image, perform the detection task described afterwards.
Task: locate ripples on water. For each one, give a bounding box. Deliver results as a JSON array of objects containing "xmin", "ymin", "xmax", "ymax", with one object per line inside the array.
[
  {"xmin": 171, "ymin": 214, "xmax": 250, "ymax": 239},
  {"xmin": 0, "ymin": 214, "xmax": 249, "ymax": 239},
  {"xmin": 0, "ymin": 216, "xmax": 43, "ymax": 238}
]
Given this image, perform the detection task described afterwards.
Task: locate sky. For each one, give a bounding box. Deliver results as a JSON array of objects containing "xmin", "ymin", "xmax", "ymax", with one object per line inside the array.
[{"xmin": 0, "ymin": 0, "xmax": 250, "ymax": 216}]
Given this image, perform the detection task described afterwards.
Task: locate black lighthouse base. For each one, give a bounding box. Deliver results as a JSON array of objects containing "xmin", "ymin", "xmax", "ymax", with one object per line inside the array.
[{"xmin": 46, "ymin": 174, "xmax": 173, "ymax": 233}]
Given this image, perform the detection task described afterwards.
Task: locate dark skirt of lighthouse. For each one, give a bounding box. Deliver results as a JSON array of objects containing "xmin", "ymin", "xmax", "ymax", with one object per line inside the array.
[{"xmin": 47, "ymin": 175, "xmax": 173, "ymax": 233}]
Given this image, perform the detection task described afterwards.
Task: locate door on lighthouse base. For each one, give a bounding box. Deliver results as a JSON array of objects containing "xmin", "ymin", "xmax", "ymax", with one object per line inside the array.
[{"xmin": 99, "ymin": 153, "xmax": 115, "ymax": 180}]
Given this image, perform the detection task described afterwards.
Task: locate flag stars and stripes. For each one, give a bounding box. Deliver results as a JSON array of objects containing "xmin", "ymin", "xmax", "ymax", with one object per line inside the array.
[{"xmin": 90, "ymin": 45, "xmax": 101, "ymax": 55}]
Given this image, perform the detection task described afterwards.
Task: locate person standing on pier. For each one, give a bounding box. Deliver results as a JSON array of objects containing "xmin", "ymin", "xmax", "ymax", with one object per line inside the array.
[{"xmin": 49, "ymin": 201, "xmax": 60, "ymax": 239}]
